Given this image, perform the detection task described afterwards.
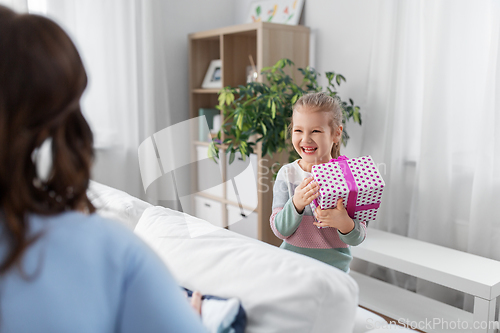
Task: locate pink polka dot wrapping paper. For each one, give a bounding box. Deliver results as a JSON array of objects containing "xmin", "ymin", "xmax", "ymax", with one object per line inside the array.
[{"xmin": 309, "ymin": 155, "xmax": 385, "ymax": 228}]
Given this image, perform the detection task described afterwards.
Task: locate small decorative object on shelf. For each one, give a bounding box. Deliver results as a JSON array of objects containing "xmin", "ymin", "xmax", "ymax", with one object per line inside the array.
[
  {"xmin": 246, "ymin": 55, "xmax": 258, "ymax": 83},
  {"xmin": 202, "ymin": 59, "xmax": 222, "ymax": 89}
]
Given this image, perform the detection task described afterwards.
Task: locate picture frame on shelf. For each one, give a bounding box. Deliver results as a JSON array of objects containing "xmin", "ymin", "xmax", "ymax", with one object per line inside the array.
[{"xmin": 202, "ymin": 59, "xmax": 222, "ymax": 89}]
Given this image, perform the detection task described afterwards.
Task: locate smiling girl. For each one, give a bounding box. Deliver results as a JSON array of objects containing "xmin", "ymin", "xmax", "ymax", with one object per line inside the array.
[{"xmin": 269, "ymin": 92, "xmax": 366, "ymax": 272}]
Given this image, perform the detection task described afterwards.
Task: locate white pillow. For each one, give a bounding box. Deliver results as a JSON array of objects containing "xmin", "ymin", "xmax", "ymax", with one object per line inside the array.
[
  {"xmin": 135, "ymin": 206, "xmax": 359, "ymax": 333},
  {"xmin": 88, "ymin": 181, "xmax": 152, "ymax": 229}
]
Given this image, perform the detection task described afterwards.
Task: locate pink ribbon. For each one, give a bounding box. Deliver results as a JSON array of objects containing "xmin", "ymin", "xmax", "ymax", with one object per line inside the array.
[{"xmin": 336, "ymin": 158, "xmax": 358, "ymax": 218}]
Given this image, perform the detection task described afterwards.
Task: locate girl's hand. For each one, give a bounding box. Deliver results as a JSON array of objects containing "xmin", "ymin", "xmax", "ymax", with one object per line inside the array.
[
  {"xmin": 313, "ymin": 198, "xmax": 355, "ymax": 234},
  {"xmin": 292, "ymin": 176, "xmax": 320, "ymax": 214}
]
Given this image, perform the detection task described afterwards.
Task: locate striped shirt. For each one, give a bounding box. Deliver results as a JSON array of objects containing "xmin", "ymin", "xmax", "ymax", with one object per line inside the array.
[{"xmin": 270, "ymin": 160, "xmax": 366, "ymax": 272}]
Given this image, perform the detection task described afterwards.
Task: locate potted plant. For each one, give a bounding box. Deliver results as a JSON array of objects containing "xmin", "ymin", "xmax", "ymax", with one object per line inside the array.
[{"xmin": 208, "ymin": 58, "xmax": 362, "ymax": 167}]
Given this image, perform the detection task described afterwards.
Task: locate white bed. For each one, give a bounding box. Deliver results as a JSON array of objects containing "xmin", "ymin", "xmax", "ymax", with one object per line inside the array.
[{"xmin": 88, "ymin": 181, "xmax": 415, "ymax": 333}]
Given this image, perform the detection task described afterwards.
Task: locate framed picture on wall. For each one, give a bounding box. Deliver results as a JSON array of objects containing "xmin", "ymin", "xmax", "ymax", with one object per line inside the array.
[
  {"xmin": 202, "ymin": 59, "xmax": 222, "ymax": 89},
  {"xmin": 246, "ymin": 0, "xmax": 304, "ymax": 25}
]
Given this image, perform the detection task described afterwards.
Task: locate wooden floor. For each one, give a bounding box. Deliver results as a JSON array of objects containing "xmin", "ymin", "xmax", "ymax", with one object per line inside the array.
[{"xmin": 360, "ymin": 305, "xmax": 426, "ymax": 333}]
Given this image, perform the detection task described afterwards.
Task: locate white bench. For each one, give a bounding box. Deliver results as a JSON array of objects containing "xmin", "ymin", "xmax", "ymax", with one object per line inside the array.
[{"xmin": 349, "ymin": 229, "xmax": 500, "ymax": 333}]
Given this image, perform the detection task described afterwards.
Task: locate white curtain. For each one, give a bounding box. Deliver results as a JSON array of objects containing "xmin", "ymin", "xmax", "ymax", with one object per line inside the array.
[
  {"xmin": 361, "ymin": 0, "xmax": 500, "ymax": 310},
  {"xmin": 23, "ymin": 0, "xmax": 179, "ymax": 207},
  {"xmin": 0, "ymin": 0, "xmax": 26, "ymax": 11}
]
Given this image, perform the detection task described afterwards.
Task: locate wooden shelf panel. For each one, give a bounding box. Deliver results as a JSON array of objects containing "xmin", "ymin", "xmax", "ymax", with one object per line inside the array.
[
  {"xmin": 194, "ymin": 141, "xmax": 228, "ymax": 149},
  {"xmin": 196, "ymin": 192, "xmax": 256, "ymax": 212},
  {"xmin": 192, "ymin": 88, "xmax": 220, "ymax": 94},
  {"xmin": 188, "ymin": 22, "xmax": 309, "ymax": 40}
]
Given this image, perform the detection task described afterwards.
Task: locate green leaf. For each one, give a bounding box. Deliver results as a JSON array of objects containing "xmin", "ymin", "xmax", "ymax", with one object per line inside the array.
[
  {"xmin": 236, "ymin": 112, "xmax": 244, "ymax": 130},
  {"xmin": 353, "ymin": 107, "xmax": 360, "ymax": 124},
  {"xmin": 208, "ymin": 141, "xmax": 219, "ymax": 163},
  {"xmin": 218, "ymin": 91, "xmax": 226, "ymax": 107},
  {"xmin": 229, "ymin": 149, "xmax": 235, "ymax": 164},
  {"xmin": 291, "ymin": 94, "xmax": 299, "ymax": 104},
  {"xmin": 326, "ymin": 72, "xmax": 335, "ymax": 84},
  {"xmin": 240, "ymin": 141, "xmax": 247, "ymax": 158},
  {"xmin": 271, "ymin": 101, "xmax": 276, "ymax": 118},
  {"xmin": 261, "ymin": 122, "xmax": 267, "ymax": 135}
]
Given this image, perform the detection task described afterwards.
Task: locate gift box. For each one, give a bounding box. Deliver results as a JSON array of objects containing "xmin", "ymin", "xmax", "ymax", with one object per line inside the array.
[{"xmin": 310, "ymin": 155, "xmax": 385, "ymax": 227}]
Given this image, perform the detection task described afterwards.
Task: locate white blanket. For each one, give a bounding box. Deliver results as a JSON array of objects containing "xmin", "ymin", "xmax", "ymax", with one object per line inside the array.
[
  {"xmin": 88, "ymin": 181, "xmax": 152, "ymax": 229},
  {"xmin": 135, "ymin": 206, "xmax": 359, "ymax": 333}
]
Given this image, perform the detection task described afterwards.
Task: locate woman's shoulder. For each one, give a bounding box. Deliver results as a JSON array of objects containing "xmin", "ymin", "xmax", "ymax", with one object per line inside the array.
[
  {"xmin": 31, "ymin": 211, "xmax": 132, "ymax": 235},
  {"xmin": 30, "ymin": 211, "xmax": 148, "ymax": 261}
]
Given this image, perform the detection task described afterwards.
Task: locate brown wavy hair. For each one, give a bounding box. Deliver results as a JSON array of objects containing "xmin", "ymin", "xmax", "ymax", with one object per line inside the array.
[{"xmin": 0, "ymin": 5, "xmax": 95, "ymax": 274}]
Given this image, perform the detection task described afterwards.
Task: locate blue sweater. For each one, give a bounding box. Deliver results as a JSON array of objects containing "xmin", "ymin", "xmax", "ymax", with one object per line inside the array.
[{"xmin": 0, "ymin": 211, "xmax": 207, "ymax": 333}]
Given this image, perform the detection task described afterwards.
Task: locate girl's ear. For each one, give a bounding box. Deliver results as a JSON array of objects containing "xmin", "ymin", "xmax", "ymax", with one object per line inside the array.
[{"xmin": 333, "ymin": 125, "xmax": 343, "ymax": 143}]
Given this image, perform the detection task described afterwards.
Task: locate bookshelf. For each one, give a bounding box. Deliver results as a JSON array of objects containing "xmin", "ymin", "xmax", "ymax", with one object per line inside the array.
[{"xmin": 188, "ymin": 22, "xmax": 309, "ymax": 246}]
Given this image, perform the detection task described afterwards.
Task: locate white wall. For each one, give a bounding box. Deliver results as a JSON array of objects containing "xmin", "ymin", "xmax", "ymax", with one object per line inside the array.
[
  {"xmin": 234, "ymin": 0, "xmax": 379, "ymax": 157},
  {"xmin": 92, "ymin": 0, "xmax": 236, "ymax": 205},
  {"xmin": 160, "ymin": 0, "xmax": 236, "ymax": 127}
]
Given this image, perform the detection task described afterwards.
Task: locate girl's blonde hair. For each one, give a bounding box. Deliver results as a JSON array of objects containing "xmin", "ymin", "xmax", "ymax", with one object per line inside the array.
[{"xmin": 291, "ymin": 92, "xmax": 344, "ymax": 159}]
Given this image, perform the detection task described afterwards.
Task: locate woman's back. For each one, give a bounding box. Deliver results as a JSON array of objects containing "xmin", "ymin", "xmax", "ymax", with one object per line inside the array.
[{"xmin": 1, "ymin": 211, "xmax": 205, "ymax": 333}]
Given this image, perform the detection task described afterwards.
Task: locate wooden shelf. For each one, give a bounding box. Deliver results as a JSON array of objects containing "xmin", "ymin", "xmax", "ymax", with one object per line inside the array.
[
  {"xmin": 192, "ymin": 88, "xmax": 221, "ymax": 94},
  {"xmin": 194, "ymin": 141, "xmax": 211, "ymax": 147},
  {"xmin": 194, "ymin": 141, "xmax": 228, "ymax": 149},
  {"xmin": 189, "ymin": 22, "xmax": 309, "ymax": 245},
  {"xmin": 196, "ymin": 192, "xmax": 256, "ymax": 212}
]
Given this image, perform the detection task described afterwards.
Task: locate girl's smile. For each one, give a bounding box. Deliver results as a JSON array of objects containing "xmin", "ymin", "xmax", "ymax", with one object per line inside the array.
[{"xmin": 301, "ymin": 146, "xmax": 318, "ymax": 155}]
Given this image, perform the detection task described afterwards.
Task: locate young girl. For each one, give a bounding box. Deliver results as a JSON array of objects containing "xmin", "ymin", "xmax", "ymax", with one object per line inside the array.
[{"xmin": 270, "ymin": 92, "xmax": 366, "ymax": 272}]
